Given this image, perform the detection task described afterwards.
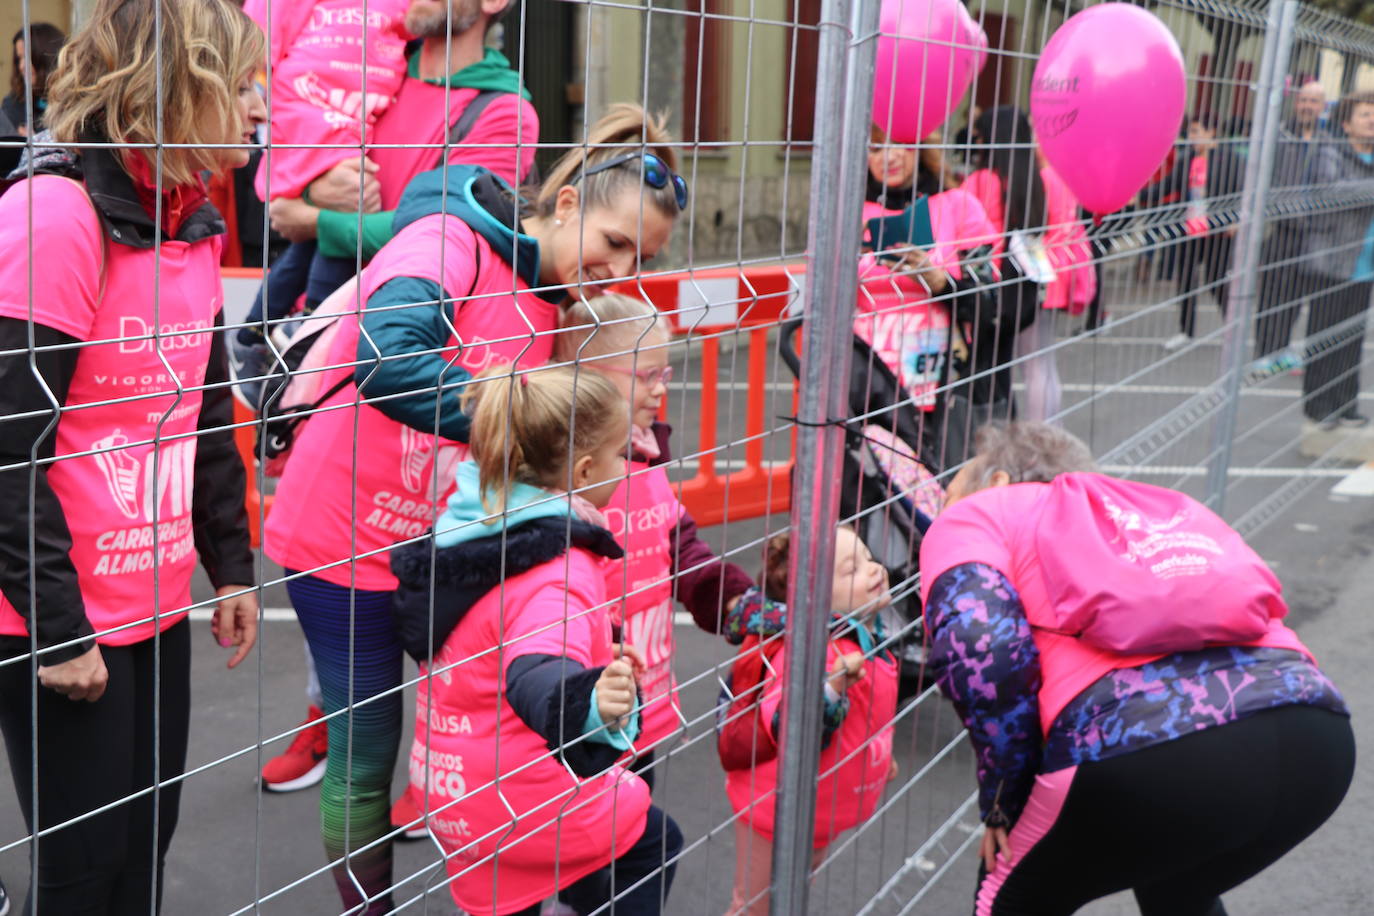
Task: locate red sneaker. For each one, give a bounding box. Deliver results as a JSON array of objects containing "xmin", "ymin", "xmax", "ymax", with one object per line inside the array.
[
  {"xmin": 390, "ymin": 792, "xmax": 430, "ymax": 841},
  {"xmin": 261, "ymin": 705, "xmax": 328, "ymax": 792}
]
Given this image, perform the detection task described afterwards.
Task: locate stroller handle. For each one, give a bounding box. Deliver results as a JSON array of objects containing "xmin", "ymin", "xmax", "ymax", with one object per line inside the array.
[{"xmin": 777, "ymin": 316, "xmax": 805, "ymax": 380}]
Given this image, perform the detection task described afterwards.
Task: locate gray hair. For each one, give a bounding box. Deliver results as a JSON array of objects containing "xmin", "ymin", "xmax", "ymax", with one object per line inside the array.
[{"xmin": 972, "ymin": 421, "xmax": 1097, "ymax": 487}]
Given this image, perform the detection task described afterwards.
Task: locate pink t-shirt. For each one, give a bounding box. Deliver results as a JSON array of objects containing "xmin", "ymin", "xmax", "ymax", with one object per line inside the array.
[
  {"xmin": 601, "ymin": 461, "xmax": 683, "ymax": 750},
  {"xmin": 247, "ymin": 0, "xmax": 411, "ymax": 200},
  {"xmin": 263, "ymin": 214, "xmax": 559, "ymax": 589},
  {"xmin": 962, "ymin": 165, "xmax": 1097, "ymax": 313},
  {"xmin": 371, "ymin": 82, "xmax": 539, "ymax": 208},
  {"xmin": 0, "ymin": 176, "xmax": 224, "ymax": 644},
  {"xmin": 725, "ymin": 633, "xmax": 899, "ymax": 849},
  {"xmin": 408, "ymin": 548, "xmax": 651, "ymax": 916},
  {"xmin": 854, "ymin": 190, "xmax": 998, "ymax": 410}
]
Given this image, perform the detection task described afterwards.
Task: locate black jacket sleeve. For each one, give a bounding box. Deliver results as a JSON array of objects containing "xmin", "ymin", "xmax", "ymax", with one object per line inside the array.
[
  {"xmin": 505, "ymin": 653, "xmax": 626, "ymax": 777},
  {"xmin": 0, "ymin": 318, "xmax": 94, "ymax": 664},
  {"xmin": 192, "ymin": 319, "xmax": 256, "ymax": 590}
]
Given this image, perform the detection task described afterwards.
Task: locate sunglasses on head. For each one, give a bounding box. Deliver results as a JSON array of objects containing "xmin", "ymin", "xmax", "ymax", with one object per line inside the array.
[{"xmin": 576, "ymin": 152, "xmax": 689, "ymax": 211}]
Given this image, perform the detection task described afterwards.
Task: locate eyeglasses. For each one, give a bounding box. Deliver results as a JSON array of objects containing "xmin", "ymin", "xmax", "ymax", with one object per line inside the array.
[
  {"xmin": 599, "ymin": 363, "xmax": 674, "ymax": 389},
  {"xmin": 575, "ymin": 152, "xmax": 689, "ymax": 211}
]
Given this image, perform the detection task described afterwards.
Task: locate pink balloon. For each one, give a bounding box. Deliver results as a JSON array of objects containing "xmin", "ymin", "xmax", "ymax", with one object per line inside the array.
[
  {"xmin": 1030, "ymin": 4, "xmax": 1186, "ymax": 215},
  {"xmin": 873, "ymin": 0, "xmax": 988, "ymax": 144}
]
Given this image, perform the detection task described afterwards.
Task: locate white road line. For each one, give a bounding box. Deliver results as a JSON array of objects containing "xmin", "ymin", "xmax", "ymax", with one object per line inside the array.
[
  {"xmin": 188, "ymin": 607, "xmax": 299, "ymax": 622},
  {"xmin": 1331, "ymin": 462, "xmax": 1374, "ymax": 497},
  {"xmin": 656, "ymin": 458, "xmax": 1354, "ymax": 478},
  {"xmin": 189, "ymin": 607, "xmax": 706, "ymax": 627},
  {"xmin": 670, "ymin": 381, "xmax": 1372, "ymax": 400},
  {"xmin": 1099, "ymin": 464, "xmax": 1354, "ymax": 479}
]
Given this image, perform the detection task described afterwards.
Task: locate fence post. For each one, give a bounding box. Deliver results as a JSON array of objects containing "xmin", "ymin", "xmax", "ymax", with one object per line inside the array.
[
  {"xmin": 769, "ymin": 1, "xmax": 880, "ymax": 913},
  {"xmin": 1206, "ymin": 0, "xmax": 1300, "ymax": 511}
]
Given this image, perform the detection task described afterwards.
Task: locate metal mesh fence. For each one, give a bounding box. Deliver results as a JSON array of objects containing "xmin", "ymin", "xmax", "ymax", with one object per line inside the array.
[{"xmin": 0, "ymin": 0, "xmax": 1370, "ymax": 913}]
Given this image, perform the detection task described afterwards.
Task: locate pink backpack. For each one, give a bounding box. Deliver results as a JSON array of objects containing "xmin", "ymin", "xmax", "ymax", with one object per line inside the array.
[{"xmin": 1032, "ymin": 473, "xmax": 1286, "ymax": 654}]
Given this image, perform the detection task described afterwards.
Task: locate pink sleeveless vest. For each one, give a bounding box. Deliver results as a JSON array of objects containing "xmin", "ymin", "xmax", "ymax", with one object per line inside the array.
[
  {"xmin": 920, "ymin": 482, "xmax": 1311, "ymax": 733},
  {"xmin": 601, "ymin": 461, "xmax": 683, "ymax": 750}
]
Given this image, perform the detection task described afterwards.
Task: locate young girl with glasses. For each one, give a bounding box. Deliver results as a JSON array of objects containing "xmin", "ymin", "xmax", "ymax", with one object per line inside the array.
[{"xmin": 554, "ymin": 293, "xmax": 755, "ymax": 783}]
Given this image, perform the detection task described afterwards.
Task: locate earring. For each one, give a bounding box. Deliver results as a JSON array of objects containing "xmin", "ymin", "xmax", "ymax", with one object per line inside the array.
[{"xmin": 555, "ymin": 218, "xmax": 563, "ymax": 226}]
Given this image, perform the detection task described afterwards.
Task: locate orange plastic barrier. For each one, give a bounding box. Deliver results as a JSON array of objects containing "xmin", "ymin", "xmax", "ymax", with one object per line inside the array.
[{"xmin": 228, "ymin": 264, "xmax": 804, "ymax": 543}]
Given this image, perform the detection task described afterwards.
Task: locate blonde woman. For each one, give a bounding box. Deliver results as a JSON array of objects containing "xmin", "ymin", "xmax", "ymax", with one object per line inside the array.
[{"xmin": 0, "ymin": 1, "xmax": 265, "ymax": 911}]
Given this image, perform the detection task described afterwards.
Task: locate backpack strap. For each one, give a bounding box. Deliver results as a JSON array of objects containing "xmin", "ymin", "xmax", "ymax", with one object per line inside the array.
[{"xmin": 436, "ymin": 90, "xmax": 508, "ymax": 170}]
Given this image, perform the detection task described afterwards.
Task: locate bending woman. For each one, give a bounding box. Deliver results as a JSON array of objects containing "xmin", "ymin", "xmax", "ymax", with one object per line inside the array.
[
  {"xmin": 0, "ymin": 1, "xmax": 263, "ymax": 911},
  {"xmin": 920, "ymin": 422, "xmax": 1353, "ymax": 915},
  {"xmin": 263, "ymin": 104, "xmax": 687, "ymax": 914}
]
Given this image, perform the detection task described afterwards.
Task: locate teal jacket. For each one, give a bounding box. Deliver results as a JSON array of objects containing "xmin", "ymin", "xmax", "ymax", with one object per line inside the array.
[{"xmin": 353, "ymin": 164, "xmax": 554, "ymax": 441}]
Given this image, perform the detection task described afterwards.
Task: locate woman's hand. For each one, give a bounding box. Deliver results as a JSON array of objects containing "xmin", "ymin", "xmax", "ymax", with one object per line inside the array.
[
  {"xmin": 826, "ymin": 650, "xmax": 866, "ymax": 692},
  {"xmin": 211, "ymin": 584, "xmax": 259, "ymax": 669},
  {"xmin": 980, "ymin": 825, "xmax": 1012, "ymax": 873},
  {"xmin": 891, "ymin": 248, "xmax": 951, "ymax": 296},
  {"xmin": 305, "ymin": 158, "xmax": 382, "ymax": 213},
  {"xmin": 595, "ymin": 657, "xmax": 638, "ymax": 730},
  {"xmin": 268, "ymin": 197, "xmax": 321, "ymax": 243},
  {"xmin": 38, "ymin": 644, "xmax": 108, "ymax": 702}
]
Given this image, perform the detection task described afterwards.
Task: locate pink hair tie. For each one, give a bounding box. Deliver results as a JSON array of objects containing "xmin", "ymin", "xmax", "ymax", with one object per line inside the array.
[{"xmin": 519, "ymin": 373, "xmax": 529, "ymax": 387}]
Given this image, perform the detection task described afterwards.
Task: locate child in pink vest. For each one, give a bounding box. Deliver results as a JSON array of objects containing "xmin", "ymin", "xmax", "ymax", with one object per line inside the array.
[
  {"xmin": 722, "ymin": 527, "xmax": 900, "ymax": 916},
  {"xmin": 235, "ymin": 0, "xmax": 411, "ymax": 393},
  {"xmin": 389, "ymin": 363, "xmax": 682, "ymax": 916},
  {"xmin": 554, "ymin": 294, "xmax": 755, "ymax": 778}
]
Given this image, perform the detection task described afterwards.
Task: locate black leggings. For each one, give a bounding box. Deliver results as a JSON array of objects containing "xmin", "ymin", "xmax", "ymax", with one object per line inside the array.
[
  {"xmin": 1176, "ymin": 234, "xmax": 1233, "ymax": 337},
  {"xmin": 512, "ymin": 804, "xmax": 683, "ymax": 916},
  {"xmin": 1302, "ymin": 279, "xmax": 1372, "ymax": 422},
  {"xmin": 0, "ymin": 620, "xmax": 192, "ymax": 916},
  {"xmin": 977, "ymin": 705, "xmax": 1355, "ymax": 916}
]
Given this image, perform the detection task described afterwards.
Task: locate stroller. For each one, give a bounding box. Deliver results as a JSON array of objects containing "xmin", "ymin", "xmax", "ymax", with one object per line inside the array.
[{"xmin": 778, "ymin": 318, "xmax": 945, "ymax": 693}]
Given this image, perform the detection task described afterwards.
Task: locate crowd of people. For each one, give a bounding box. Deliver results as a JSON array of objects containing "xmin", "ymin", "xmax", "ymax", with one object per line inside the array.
[{"xmin": 0, "ymin": 1, "xmax": 1361, "ymax": 915}]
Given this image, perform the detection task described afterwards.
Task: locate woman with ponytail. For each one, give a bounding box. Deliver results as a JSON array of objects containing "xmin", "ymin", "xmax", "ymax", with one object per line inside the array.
[{"xmin": 262, "ymin": 103, "xmax": 688, "ymax": 914}]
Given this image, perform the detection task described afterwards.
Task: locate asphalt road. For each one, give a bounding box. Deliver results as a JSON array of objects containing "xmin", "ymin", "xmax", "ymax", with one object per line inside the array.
[{"xmin": 0, "ymin": 267, "xmax": 1371, "ymax": 915}]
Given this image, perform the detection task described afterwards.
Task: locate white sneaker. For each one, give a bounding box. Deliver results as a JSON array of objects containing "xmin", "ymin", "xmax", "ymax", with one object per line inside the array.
[{"xmin": 1162, "ymin": 332, "xmax": 1190, "ymax": 352}]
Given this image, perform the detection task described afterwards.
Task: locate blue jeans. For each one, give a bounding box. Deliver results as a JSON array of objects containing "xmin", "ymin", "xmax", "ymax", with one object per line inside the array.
[{"xmin": 238, "ymin": 241, "xmax": 355, "ymax": 345}]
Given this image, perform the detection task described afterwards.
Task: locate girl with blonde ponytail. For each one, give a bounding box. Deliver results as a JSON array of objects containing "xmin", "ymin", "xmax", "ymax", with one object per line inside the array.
[{"xmin": 390, "ymin": 363, "xmax": 685, "ymax": 916}]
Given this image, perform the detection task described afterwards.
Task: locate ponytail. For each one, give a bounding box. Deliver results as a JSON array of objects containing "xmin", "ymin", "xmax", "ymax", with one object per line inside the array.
[
  {"xmin": 462, "ymin": 364, "xmax": 624, "ymax": 512},
  {"xmin": 530, "ymin": 103, "xmax": 679, "ymax": 219}
]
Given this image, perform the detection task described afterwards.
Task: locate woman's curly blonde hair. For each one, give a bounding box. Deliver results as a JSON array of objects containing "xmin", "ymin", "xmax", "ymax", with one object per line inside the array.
[{"xmin": 46, "ymin": 0, "xmax": 265, "ymax": 187}]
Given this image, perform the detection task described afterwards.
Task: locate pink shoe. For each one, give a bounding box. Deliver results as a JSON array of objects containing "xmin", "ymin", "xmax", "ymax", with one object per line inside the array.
[
  {"xmin": 390, "ymin": 792, "xmax": 430, "ymax": 841},
  {"xmin": 261, "ymin": 705, "xmax": 328, "ymax": 792}
]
